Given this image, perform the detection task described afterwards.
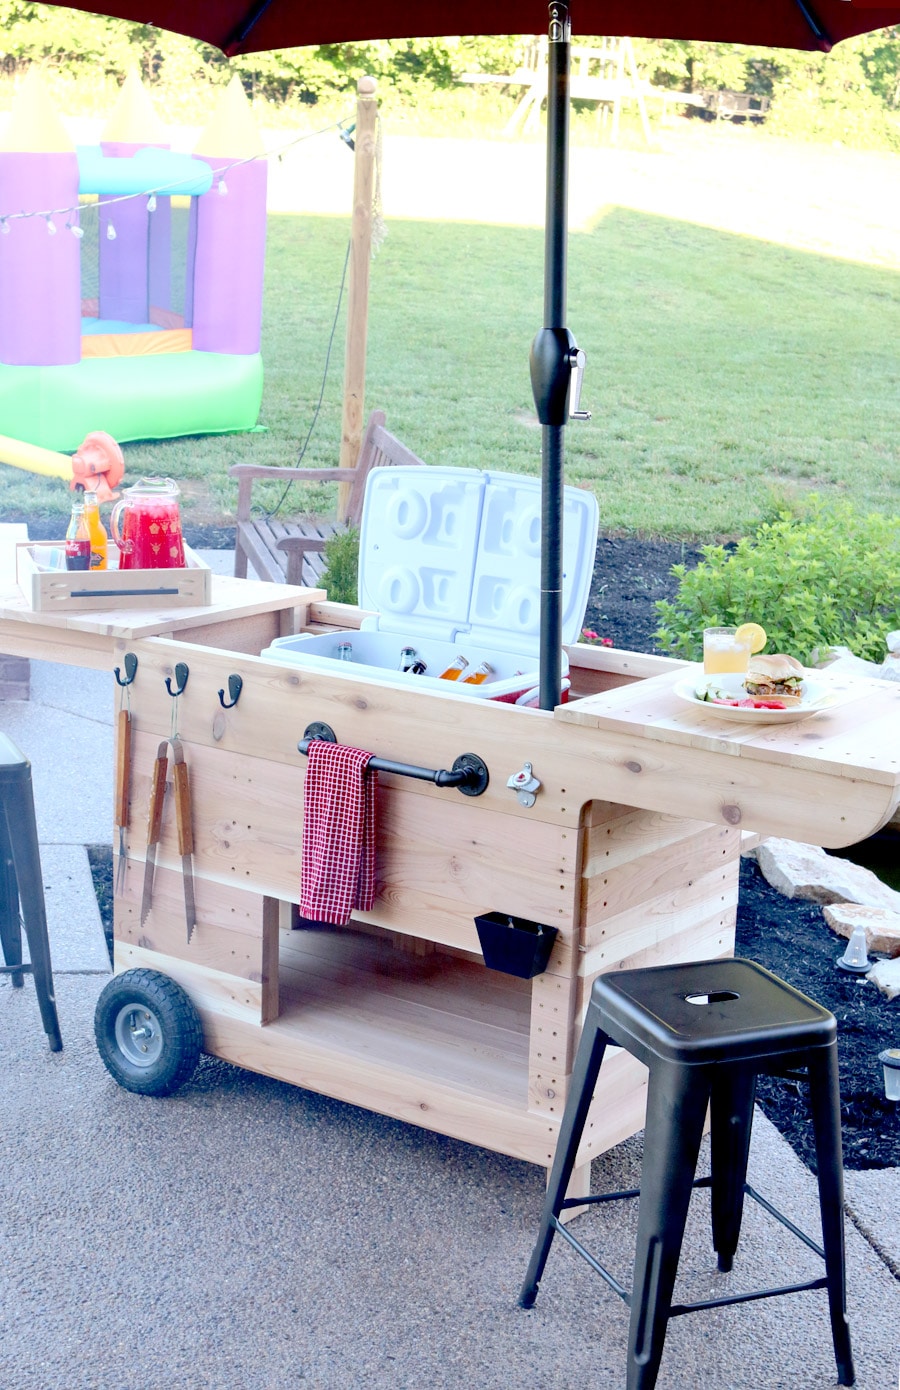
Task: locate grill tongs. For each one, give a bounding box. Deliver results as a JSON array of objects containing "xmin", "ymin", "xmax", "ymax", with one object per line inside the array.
[{"xmin": 140, "ymin": 736, "xmax": 196, "ymax": 943}]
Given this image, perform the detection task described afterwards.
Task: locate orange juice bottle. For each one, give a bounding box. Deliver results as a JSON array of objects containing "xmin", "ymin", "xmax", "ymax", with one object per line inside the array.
[
  {"xmin": 82, "ymin": 492, "xmax": 108, "ymax": 571},
  {"xmin": 439, "ymin": 655, "xmax": 469, "ymax": 681},
  {"xmin": 462, "ymin": 661, "xmax": 494, "ymax": 686}
]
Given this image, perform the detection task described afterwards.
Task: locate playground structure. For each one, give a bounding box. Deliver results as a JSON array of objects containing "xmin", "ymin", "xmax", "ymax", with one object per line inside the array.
[
  {"xmin": 0, "ymin": 69, "xmax": 267, "ymax": 454},
  {"xmin": 461, "ymin": 36, "xmax": 653, "ymax": 142}
]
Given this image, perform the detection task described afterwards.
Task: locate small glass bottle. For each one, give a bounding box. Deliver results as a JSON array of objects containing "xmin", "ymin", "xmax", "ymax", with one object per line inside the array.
[
  {"xmin": 399, "ymin": 646, "xmax": 418, "ymax": 672},
  {"xmin": 409, "ymin": 659, "xmax": 427, "ymax": 676},
  {"xmin": 462, "ymin": 661, "xmax": 495, "ymax": 686},
  {"xmin": 65, "ymin": 492, "xmax": 92, "ymax": 571},
  {"xmin": 336, "ymin": 641, "xmax": 353, "ymax": 662},
  {"xmin": 439, "ymin": 655, "xmax": 469, "ymax": 681},
  {"xmin": 82, "ymin": 491, "xmax": 108, "ymax": 571}
]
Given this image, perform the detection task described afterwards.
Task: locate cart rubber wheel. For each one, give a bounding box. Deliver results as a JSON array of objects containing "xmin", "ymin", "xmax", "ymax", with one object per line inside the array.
[{"xmin": 94, "ymin": 969, "xmax": 203, "ymax": 1097}]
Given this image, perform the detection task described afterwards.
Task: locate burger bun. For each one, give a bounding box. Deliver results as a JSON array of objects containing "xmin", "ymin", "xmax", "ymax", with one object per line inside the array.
[
  {"xmin": 746, "ymin": 653, "xmax": 805, "ymax": 682},
  {"xmin": 744, "ymin": 653, "xmax": 806, "ymax": 707}
]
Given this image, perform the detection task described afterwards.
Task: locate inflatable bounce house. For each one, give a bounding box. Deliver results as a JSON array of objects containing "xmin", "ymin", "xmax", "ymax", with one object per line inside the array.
[{"xmin": 0, "ymin": 69, "xmax": 266, "ymax": 453}]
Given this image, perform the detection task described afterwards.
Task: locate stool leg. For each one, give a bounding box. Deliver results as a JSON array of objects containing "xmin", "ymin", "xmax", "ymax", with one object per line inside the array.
[
  {"xmin": 4, "ymin": 793, "xmax": 62, "ymax": 1052},
  {"xmin": 519, "ymin": 994, "xmax": 609, "ymax": 1308},
  {"xmin": 626, "ymin": 1061, "xmax": 710, "ymax": 1390},
  {"xmin": 807, "ymin": 1044, "xmax": 854, "ymax": 1387},
  {"xmin": 709, "ymin": 1065, "xmax": 756, "ymax": 1272},
  {"xmin": 0, "ymin": 807, "xmax": 25, "ymax": 987}
]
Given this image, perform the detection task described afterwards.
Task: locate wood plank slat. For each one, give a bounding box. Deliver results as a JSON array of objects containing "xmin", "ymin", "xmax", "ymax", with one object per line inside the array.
[{"xmin": 580, "ymin": 861, "xmax": 740, "ymax": 977}]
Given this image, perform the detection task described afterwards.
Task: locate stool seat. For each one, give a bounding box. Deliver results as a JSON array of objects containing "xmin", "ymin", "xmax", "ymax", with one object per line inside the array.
[
  {"xmin": 600, "ymin": 957, "xmax": 835, "ymax": 1065},
  {"xmin": 0, "ymin": 733, "xmax": 62, "ymax": 1052},
  {"xmin": 519, "ymin": 957, "xmax": 853, "ymax": 1390}
]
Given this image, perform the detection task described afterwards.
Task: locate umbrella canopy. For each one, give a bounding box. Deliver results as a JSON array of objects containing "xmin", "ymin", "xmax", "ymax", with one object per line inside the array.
[
  {"xmin": 33, "ymin": 0, "xmax": 900, "ymax": 705},
  {"xmin": 35, "ymin": 0, "xmax": 900, "ymax": 54}
]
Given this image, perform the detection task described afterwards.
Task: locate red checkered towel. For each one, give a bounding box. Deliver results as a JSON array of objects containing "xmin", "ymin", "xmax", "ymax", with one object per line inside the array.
[{"xmin": 300, "ymin": 741, "xmax": 377, "ymax": 927}]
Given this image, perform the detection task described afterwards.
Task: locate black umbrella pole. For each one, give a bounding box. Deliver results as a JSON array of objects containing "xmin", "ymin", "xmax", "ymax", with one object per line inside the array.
[
  {"xmin": 539, "ymin": 421, "xmax": 565, "ymax": 709},
  {"xmin": 534, "ymin": 3, "xmax": 571, "ymax": 710}
]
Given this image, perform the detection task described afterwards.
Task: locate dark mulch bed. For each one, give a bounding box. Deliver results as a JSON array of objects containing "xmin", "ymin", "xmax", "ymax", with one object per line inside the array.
[{"xmin": 83, "ymin": 528, "xmax": 898, "ymax": 1171}]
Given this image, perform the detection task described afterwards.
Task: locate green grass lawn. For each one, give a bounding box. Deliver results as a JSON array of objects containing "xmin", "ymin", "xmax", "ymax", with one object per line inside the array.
[{"xmin": 2, "ymin": 198, "xmax": 898, "ymax": 540}]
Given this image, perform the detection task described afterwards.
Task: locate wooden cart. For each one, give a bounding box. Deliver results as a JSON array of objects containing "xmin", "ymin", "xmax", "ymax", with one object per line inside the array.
[
  {"xmin": 1, "ymin": 539, "xmax": 895, "ymax": 1188},
  {"xmin": 86, "ymin": 592, "xmax": 900, "ymax": 1192}
]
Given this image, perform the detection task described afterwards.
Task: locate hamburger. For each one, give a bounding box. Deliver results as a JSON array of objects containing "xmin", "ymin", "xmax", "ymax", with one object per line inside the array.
[{"xmin": 743, "ymin": 654, "xmax": 805, "ymax": 707}]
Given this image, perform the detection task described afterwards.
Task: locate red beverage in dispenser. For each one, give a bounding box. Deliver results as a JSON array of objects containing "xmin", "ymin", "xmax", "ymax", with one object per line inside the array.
[{"xmin": 111, "ymin": 478, "xmax": 185, "ymax": 570}]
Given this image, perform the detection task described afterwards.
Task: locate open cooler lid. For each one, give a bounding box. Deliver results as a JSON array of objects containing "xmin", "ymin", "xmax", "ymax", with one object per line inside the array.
[{"xmin": 358, "ymin": 465, "xmax": 599, "ymax": 653}]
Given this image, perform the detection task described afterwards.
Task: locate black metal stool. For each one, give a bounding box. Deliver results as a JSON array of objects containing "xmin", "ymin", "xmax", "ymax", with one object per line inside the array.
[
  {"xmin": 0, "ymin": 733, "xmax": 62, "ymax": 1052},
  {"xmin": 519, "ymin": 958, "xmax": 853, "ymax": 1389}
]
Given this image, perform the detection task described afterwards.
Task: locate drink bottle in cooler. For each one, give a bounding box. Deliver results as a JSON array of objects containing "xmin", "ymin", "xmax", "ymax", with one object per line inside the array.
[
  {"xmin": 439, "ymin": 655, "xmax": 469, "ymax": 681},
  {"xmin": 463, "ymin": 661, "xmax": 495, "ymax": 686}
]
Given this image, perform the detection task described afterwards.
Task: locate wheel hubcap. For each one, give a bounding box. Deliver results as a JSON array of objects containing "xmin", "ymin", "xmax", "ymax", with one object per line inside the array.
[{"xmin": 114, "ymin": 1003, "xmax": 164, "ymax": 1067}]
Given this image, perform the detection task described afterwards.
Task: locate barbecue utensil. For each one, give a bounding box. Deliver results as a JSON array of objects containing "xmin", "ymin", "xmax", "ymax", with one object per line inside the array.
[
  {"xmin": 114, "ymin": 706, "xmax": 132, "ymax": 895},
  {"xmin": 170, "ymin": 739, "xmax": 197, "ymax": 943},
  {"xmin": 139, "ymin": 737, "xmax": 197, "ymax": 942},
  {"xmin": 140, "ymin": 739, "xmax": 169, "ymax": 927}
]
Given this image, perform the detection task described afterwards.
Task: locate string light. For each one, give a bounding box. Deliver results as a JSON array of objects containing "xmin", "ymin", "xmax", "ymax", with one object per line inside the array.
[{"xmin": 0, "ymin": 113, "xmax": 353, "ymax": 233}]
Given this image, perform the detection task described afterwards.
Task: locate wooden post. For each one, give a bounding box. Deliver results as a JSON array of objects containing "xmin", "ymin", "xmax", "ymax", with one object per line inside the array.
[{"xmin": 337, "ymin": 76, "xmax": 378, "ymax": 523}]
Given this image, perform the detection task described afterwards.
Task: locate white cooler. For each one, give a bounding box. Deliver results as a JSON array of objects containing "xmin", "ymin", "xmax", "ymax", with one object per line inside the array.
[{"xmin": 262, "ymin": 465, "xmax": 599, "ymax": 701}]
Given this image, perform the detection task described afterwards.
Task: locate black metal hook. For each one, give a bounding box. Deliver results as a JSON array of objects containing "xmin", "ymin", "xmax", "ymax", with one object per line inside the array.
[
  {"xmin": 217, "ymin": 674, "xmax": 243, "ymax": 709},
  {"xmin": 165, "ymin": 662, "xmax": 189, "ymax": 698},
  {"xmin": 113, "ymin": 652, "xmax": 138, "ymax": 687}
]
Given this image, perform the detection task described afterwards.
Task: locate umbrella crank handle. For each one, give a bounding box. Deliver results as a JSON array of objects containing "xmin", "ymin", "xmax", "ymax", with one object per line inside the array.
[{"xmin": 568, "ymin": 347, "xmax": 591, "ymax": 421}]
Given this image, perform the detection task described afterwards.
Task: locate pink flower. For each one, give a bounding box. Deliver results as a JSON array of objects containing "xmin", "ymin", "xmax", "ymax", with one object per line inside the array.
[{"xmin": 581, "ymin": 628, "xmax": 614, "ymax": 647}]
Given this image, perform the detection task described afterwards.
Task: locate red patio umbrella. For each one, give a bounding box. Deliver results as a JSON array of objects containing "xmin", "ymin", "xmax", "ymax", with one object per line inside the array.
[{"xmin": 37, "ymin": 0, "xmax": 900, "ymax": 705}]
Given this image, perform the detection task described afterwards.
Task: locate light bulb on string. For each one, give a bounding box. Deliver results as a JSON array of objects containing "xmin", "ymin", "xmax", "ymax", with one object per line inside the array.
[
  {"xmin": 0, "ymin": 218, "xmax": 9, "ymax": 235},
  {"xmin": 218, "ymin": 177, "xmax": 228, "ymax": 196},
  {"xmin": 46, "ymin": 216, "xmax": 57, "ymax": 235},
  {"xmin": 68, "ymin": 222, "xmax": 85, "ymax": 239},
  {"xmin": 147, "ymin": 194, "xmax": 157, "ymax": 212},
  {"xmin": 106, "ymin": 222, "xmax": 117, "ymax": 241}
]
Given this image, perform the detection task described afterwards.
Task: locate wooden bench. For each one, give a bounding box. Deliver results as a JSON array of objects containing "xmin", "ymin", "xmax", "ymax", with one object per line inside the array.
[{"xmin": 230, "ymin": 410, "xmax": 425, "ymax": 587}]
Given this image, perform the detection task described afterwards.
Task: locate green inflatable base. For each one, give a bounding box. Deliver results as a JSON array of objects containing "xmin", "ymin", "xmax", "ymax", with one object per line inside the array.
[{"xmin": 0, "ymin": 352, "xmax": 264, "ymax": 452}]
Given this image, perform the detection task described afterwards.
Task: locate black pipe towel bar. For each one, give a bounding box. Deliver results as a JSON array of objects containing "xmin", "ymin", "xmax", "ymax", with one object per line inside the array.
[{"xmin": 298, "ymin": 723, "xmax": 489, "ymax": 797}]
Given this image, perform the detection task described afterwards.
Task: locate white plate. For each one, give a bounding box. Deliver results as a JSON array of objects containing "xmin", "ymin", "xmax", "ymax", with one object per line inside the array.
[{"xmin": 673, "ymin": 671, "xmax": 832, "ymax": 724}]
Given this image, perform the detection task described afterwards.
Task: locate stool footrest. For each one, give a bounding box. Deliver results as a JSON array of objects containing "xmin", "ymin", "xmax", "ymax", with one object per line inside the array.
[
  {"xmin": 550, "ymin": 1176, "xmax": 829, "ymax": 1318},
  {"xmin": 0, "ymin": 963, "xmax": 34, "ymax": 975},
  {"xmin": 669, "ymin": 1275, "xmax": 829, "ymax": 1318},
  {"xmin": 745, "ymin": 1181, "xmax": 825, "ymax": 1259},
  {"xmin": 550, "ymin": 1216, "xmax": 631, "ymax": 1304}
]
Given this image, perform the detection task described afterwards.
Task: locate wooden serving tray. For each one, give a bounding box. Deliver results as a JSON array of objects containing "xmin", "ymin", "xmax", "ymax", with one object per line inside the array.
[{"xmin": 16, "ymin": 540, "xmax": 212, "ymax": 613}]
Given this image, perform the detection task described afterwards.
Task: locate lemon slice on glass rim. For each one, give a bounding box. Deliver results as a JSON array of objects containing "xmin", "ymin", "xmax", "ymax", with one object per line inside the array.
[{"xmin": 735, "ymin": 622, "xmax": 767, "ymax": 654}]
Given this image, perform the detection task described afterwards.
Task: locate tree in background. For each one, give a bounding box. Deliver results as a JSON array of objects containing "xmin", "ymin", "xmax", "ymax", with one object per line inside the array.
[{"xmin": 0, "ymin": 4, "xmax": 898, "ymax": 148}]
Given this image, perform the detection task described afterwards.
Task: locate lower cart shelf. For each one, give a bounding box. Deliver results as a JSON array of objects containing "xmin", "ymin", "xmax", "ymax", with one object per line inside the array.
[{"xmin": 275, "ymin": 924, "xmax": 533, "ymax": 1107}]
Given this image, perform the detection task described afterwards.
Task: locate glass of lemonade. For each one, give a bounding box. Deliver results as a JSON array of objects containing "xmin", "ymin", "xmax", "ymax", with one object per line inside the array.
[{"xmin": 703, "ymin": 626, "xmax": 752, "ymax": 675}]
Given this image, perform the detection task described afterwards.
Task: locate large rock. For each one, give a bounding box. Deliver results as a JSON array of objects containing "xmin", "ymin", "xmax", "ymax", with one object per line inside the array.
[
  {"xmin": 756, "ymin": 838, "xmax": 900, "ymax": 911},
  {"xmin": 823, "ymin": 903, "xmax": 900, "ymax": 958},
  {"xmin": 869, "ymin": 957, "xmax": 900, "ymax": 1000}
]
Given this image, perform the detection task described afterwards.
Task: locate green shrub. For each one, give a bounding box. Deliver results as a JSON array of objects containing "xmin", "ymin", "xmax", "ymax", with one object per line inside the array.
[
  {"xmin": 654, "ymin": 497, "xmax": 900, "ymax": 665},
  {"xmin": 320, "ymin": 526, "xmax": 359, "ymax": 605}
]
